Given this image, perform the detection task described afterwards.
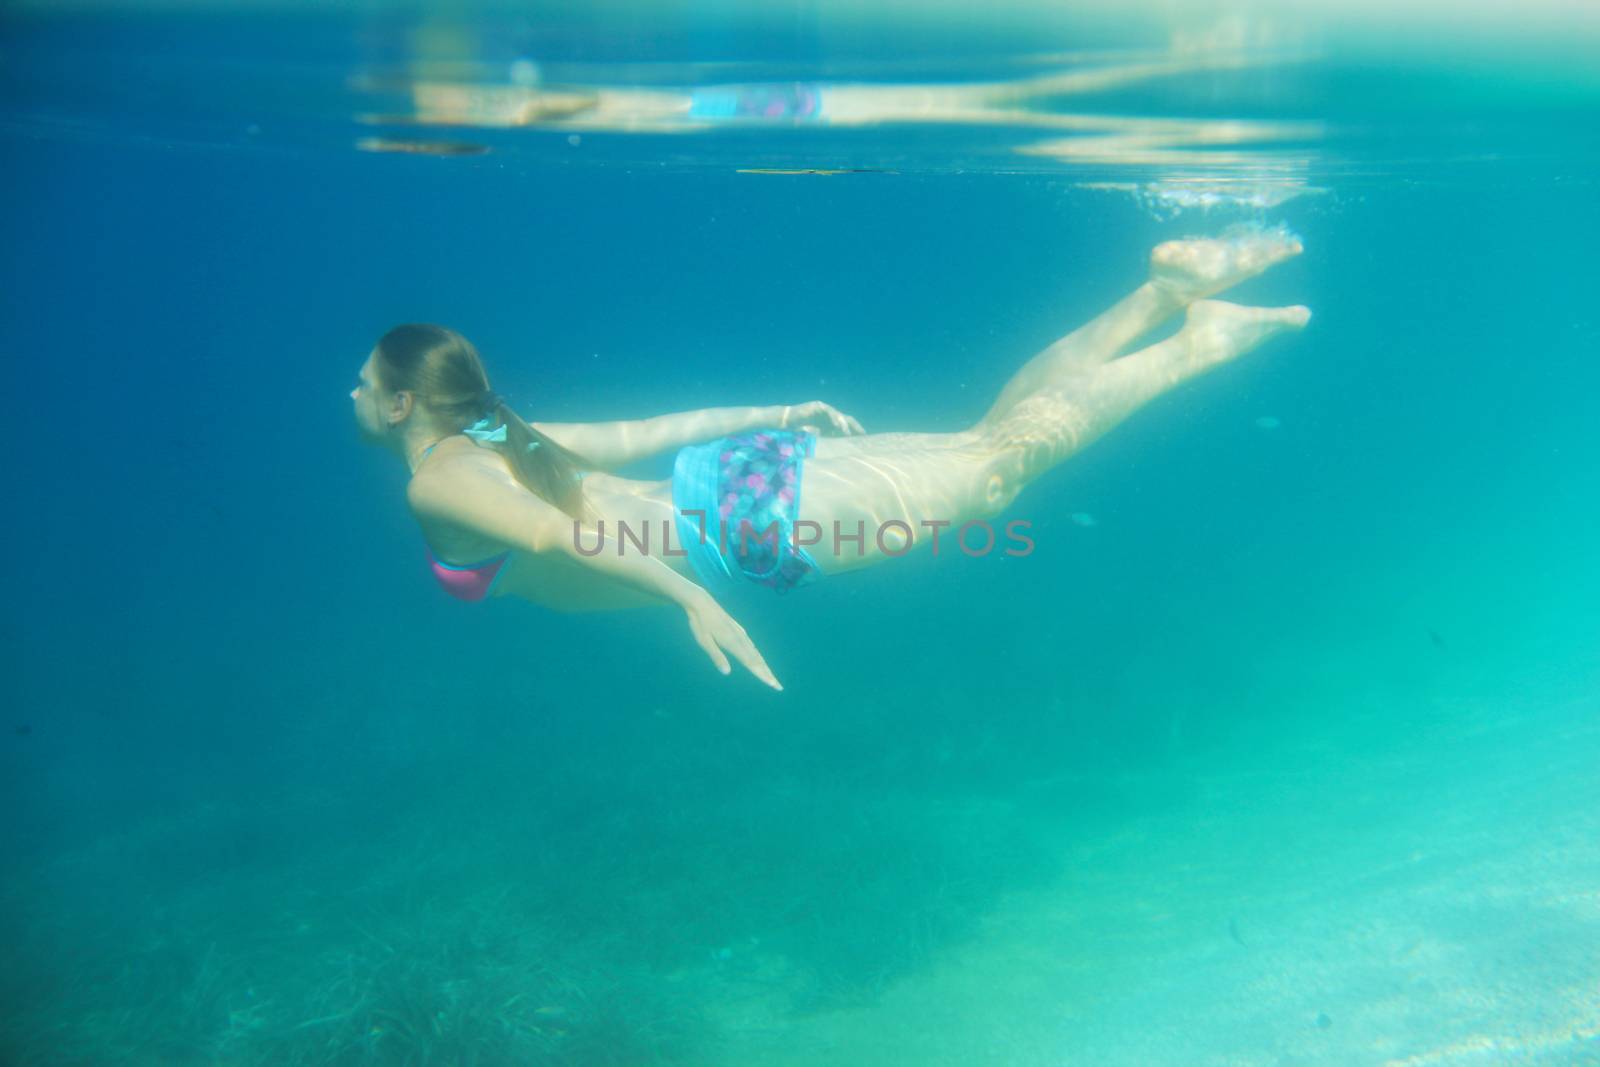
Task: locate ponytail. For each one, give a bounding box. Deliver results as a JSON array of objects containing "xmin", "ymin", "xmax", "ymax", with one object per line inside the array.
[{"xmin": 483, "ymin": 394, "xmax": 592, "ymax": 520}]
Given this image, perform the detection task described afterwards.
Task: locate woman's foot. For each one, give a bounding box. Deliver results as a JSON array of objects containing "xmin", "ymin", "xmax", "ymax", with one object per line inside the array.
[
  {"xmin": 1180, "ymin": 299, "xmax": 1312, "ymax": 369},
  {"xmin": 1150, "ymin": 229, "xmax": 1303, "ymax": 305}
]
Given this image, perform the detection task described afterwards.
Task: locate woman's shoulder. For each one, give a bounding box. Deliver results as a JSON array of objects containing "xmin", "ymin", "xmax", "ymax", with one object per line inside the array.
[
  {"xmin": 406, "ymin": 438, "xmax": 517, "ymax": 515},
  {"xmin": 407, "ymin": 441, "xmax": 536, "ymax": 560}
]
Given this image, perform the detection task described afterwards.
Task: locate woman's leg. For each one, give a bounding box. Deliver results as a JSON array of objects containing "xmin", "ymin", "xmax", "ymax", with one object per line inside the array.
[
  {"xmin": 799, "ymin": 428, "xmax": 1005, "ymax": 574},
  {"xmin": 983, "ymin": 298, "xmax": 1310, "ymax": 485},
  {"xmin": 799, "ymin": 232, "xmax": 1308, "ymax": 573},
  {"xmin": 981, "ymin": 230, "xmax": 1304, "ymax": 421}
]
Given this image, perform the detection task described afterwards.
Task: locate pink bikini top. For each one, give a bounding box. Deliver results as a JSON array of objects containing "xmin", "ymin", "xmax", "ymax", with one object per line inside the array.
[
  {"xmin": 417, "ymin": 423, "xmax": 539, "ymax": 602},
  {"xmin": 427, "ymin": 550, "xmax": 511, "ymax": 602}
]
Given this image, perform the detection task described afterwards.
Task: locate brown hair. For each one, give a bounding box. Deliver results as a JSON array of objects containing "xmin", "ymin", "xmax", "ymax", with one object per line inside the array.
[{"xmin": 374, "ymin": 323, "xmax": 590, "ymax": 518}]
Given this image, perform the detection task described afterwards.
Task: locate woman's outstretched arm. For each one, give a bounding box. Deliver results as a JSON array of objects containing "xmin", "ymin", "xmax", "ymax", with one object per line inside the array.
[
  {"xmin": 407, "ymin": 457, "xmax": 784, "ymax": 689},
  {"xmin": 533, "ymin": 400, "xmax": 863, "ymax": 471}
]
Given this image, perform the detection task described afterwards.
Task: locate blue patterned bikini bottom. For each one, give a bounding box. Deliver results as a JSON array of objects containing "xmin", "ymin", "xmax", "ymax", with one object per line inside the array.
[{"xmin": 672, "ymin": 429, "xmax": 822, "ymax": 595}]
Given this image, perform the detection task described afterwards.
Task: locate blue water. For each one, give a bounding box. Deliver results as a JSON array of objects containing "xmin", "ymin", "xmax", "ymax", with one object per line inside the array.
[{"xmin": 3, "ymin": 6, "xmax": 1599, "ymax": 1065}]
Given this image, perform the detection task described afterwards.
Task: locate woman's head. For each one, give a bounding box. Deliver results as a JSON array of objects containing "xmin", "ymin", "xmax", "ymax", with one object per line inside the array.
[
  {"xmin": 382, "ymin": 323, "xmax": 492, "ymax": 422},
  {"xmin": 353, "ymin": 323, "xmax": 589, "ymax": 517},
  {"xmin": 353, "ymin": 323, "xmax": 489, "ymax": 439}
]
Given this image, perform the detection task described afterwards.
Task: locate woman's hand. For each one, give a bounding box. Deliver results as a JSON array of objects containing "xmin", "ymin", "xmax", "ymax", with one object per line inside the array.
[
  {"xmin": 779, "ymin": 401, "xmax": 865, "ymax": 437},
  {"xmin": 682, "ymin": 591, "xmax": 783, "ymax": 691}
]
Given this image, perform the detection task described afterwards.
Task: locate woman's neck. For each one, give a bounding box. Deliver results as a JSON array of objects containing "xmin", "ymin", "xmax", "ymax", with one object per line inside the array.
[{"xmin": 400, "ymin": 422, "xmax": 454, "ymax": 475}]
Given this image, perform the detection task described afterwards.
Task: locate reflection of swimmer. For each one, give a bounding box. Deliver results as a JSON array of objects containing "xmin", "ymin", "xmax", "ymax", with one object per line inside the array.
[
  {"xmin": 688, "ymin": 82, "xmax": 823, "ymax": 122},
  {"xmin": 368, "ymin": 49, "xmax": 1288, "ymax": 134},
  {"xmin": 355, "ymin": 136, "xmax": 489, "ymax": 156},
  {"xmin": 352, "ymin": 232, "xmax": 1308, "ymax": 690}
]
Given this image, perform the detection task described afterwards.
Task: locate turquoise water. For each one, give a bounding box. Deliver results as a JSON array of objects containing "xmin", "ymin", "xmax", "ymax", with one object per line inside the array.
[{"xmin": 2, "ymin": 4, "xmax": 1599, "ymax": 1065}]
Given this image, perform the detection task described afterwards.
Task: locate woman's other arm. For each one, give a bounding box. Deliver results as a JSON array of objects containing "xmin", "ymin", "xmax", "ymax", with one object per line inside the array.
[{"xmin": 533, "ymin": 400, "xmax": 862, "ymax": 471}]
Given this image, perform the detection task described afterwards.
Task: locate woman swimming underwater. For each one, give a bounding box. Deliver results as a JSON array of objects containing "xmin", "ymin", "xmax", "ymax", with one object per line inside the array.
[{"xmin": 353, "ymin": 231, "xmax": 1309, "ymax": 691}]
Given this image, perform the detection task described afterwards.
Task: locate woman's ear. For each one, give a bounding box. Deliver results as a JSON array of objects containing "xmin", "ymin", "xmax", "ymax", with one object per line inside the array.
[{"xmin": 388, "ymin": 390, "xmax": 414, "ymax": 426}]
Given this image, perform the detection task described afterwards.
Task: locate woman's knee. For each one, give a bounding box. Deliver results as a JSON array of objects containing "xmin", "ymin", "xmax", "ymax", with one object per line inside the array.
[{"xmin": 976, "ymin": 450, "xmax": 1027, "ymax": 517}]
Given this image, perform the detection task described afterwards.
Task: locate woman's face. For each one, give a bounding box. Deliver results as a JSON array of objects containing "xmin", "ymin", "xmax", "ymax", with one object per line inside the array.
[{"xmin": 350, "ymin": 352, "xmax": 391, "ymax": 442}]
